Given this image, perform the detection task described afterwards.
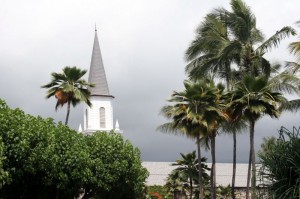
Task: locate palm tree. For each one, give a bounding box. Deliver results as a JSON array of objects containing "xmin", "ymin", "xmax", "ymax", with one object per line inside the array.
[
  {"xmin": 185, "ymin": 13, "xmax": 234, "ymax": 88},
  {"xmin": 42, "ymin": 66, "xmax": 94, "ymax": 125},
  {"xmin": 204, "ymin": 83, "xmax": 229, "ymax": 199},
  {"xmin": 159, "ymin": 96, "xmax": 207, "ymax": 199},
  {"xmin": 185, "ymin": 1, "xmax": 296, "ymax": 198},
  {"xmin": 219, "ymin": 115, "xmax": 247, "ymax": 198},
  {"xmin": 158, "ymin": 80, "xmax": 227, "ymax": 199},
  {"xmin": 171, "ymin": 151, "xmax": 206, "ymax": 199},
  {"xmin": 165, "ymin": 170, "xmax": 187, "ymax": 199},
  {"xmin": 228, "ymin": 75, "xmax": 288, "ymax": 198},
  {"xmin": 185, "ymin": 9, "xmax": 243, "ymax": 199},
  {"xmin": 185, "ymin": 0, "xmax": 295, "ymax": 82},
  {"xmin": 219, "ymin": 0, "xmax": 295, "ymax": 78},
  {"xmin": 166, "ymin": 153, "xmax": 210, "ymax": 199}
]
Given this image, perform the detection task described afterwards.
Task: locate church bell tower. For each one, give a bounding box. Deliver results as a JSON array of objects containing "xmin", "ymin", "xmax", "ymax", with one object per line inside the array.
[{"xmin": 82, "ymin": 28, "xmax": 115, "ymax": 134}]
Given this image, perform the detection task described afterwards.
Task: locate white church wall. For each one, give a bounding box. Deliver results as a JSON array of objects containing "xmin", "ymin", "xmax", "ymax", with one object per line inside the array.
[{"xmin": 84, "ymin": 96, "xmax": 114, "ymax": 132}]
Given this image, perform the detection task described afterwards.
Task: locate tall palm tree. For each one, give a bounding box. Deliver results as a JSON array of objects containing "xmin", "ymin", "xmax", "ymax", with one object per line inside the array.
[
  {"xmin": 185, "ymin": 13, "xmax": 233, "ymax": 88},
  {"xmin": 42, "ymin": 66, "xmax": 94, "ymax": 125},
  {"xmin": 159, "ymin": 95, "xmax": 208, "ymax": 199},
  {"xmin": 219, "ymin": 116, "xmax": 247, "ymax": 198},
  {"xmin": 185, "ymin": 9, "xmax": 243, "ymax": 199},
  {"xmin": 185, "ymin": 0, "xmax": 296, "ymax": 82},
  {"xmin": 185, "ymin": 1, "xmax": 296, "ymax": 198},
  {"xmin": 158, "ymin": 80, "xmax": 227, "ymax": 199},
  {"xmin": 228, "ymin": 75, "xmax": 288, "ymax": 198},
  {"xmin": 219, "ymin": 0, "xmax": 295, "ymax": 78},
  {"xmin": 205, "ymin": 83, "xmax": 229, "ymax": 199}
]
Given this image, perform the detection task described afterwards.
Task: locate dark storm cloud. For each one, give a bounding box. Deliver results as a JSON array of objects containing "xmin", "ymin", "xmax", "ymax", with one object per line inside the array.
[{"xmin": 1, "ymin": 0, "xmax": 300, "ymax": 163}]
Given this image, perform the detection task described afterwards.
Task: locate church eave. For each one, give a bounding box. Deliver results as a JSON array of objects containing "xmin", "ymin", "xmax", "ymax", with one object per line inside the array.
[{"xmin": 91, "ymin": 94, "xmax": 115, "ymax": 98}]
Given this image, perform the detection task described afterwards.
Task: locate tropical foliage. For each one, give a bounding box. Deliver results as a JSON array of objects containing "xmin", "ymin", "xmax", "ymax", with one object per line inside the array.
[
  {"xmin": 158, "ymin": 80, "xmax": 228, "ymax": 199},
  {"xmin": 227, "ymin": 75, "xmax": 289, "ymax": 197},
  {"xmin": 182, "ymin": 0, "xmax": 300, "ymax": 198},
  {"xmin": 258, "ymin": 126, "xmax": 300, "ymax": 199},
  {"xmin": 165, "ymin": 152, "xmax": 234, "ymax": 199},
  {"xmin": 41, "ymin": 66, "xmax": 94, "ymax": 125},
  {"xmin": 166, "ymin": 151, "xmax": 210, "ymax": 199},
  {"xmin": 0, "ymin": 99, "xmax": 148, "ymax": 199}
]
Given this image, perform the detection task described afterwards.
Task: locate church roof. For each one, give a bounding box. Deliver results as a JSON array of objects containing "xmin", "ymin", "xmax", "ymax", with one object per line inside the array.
[
  {"xmin": 142, "ymin": 162, "xmax": 254, "ymax": 187},
  {"xmin": 88, "ymin": 29, "xmax": 113, "ymax": 97}
]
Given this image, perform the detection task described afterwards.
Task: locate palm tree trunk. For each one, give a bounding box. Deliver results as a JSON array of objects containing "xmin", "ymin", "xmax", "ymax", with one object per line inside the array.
[
  {"xmin": 197, "ymin": 134, "xmax": 204, "ymax": 199},
  {"xmin": 231, "ymin": 130, "xmax": 237, "ymax": 199},
  {"xmin": 189, "ymin": 176, "xmax": 193, "ymax": 199},
  {"xmin": 65, "ymin": 100, "xmax": 71, "ymax": 125},
  {"xmin": 250, "ymin": 120, "xmax": 256, "ymax": 199},
  {"xmin": 210, "ymin": 133, "xmax": 216, "ymax": 199},
  {"xmin": 246, "ymin": 119, "xmax": 256, "ymax": 199},
  {"xmin": 224, "ymin": 63, "xmax": 237, "ymax": 199},
  {"xmin": 56, "ymin": 187, "xmax": 59, "ymax": 199},
  {"xmin": 246, "ymin": 137, "xmax": 252, "ymax": 199}
]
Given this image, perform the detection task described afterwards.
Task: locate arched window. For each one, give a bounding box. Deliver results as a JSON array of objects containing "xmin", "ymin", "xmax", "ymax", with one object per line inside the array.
[
  {"xmin": 100, "ymin": 107, "xmax": 106, "ymax": 128},
  {"xmin": 86, "ymin": 109, "xmax": 88, "ymax": 128}
]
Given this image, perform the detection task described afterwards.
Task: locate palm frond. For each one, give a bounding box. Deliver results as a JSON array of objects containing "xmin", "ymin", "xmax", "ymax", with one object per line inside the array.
[
  {"xmin": 280, "ymin": 99, "xmax": 300, "ymax": 113},
  {"xmin": 257, "ymin": 26, "xmax": 296, "ymax": 54},
  {"xmin": 289, "ymin": 41, "xmax": 300, "ymax": 61},
  {"xmin": 41, "ymin": 66, "xmax": 93, "ymax": 113},
  {"xmin": 285, "ymin": 61, "xmax": 300, "ymax": 74}
]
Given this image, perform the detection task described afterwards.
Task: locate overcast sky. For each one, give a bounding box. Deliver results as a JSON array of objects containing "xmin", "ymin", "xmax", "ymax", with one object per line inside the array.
[{"xmin": 1, "ymin": 0, "xmax": 300, "ymax": 163}]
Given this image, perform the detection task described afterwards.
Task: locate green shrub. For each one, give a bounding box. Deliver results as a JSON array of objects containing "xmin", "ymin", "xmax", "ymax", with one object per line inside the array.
[
  {"xmin": 0, "ymin": 99, "xmax": 148, "ymax": 199},
  {"xmin": 258, "ymin": 126, "xmax": 300, "ymax": 199},
  {"xmin": 146, "ymin": 185, "xmax": 169, "ymax": 198}
]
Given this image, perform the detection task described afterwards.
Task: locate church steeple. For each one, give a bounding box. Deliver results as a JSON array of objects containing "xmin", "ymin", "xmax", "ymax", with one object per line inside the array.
[
  {"xmin": 82, "ymin": 28, "xmax": 118, "ymax": 134},
  {"xmin": 88, "ymin": 29, "xmax": 113, "ymax": 97}
]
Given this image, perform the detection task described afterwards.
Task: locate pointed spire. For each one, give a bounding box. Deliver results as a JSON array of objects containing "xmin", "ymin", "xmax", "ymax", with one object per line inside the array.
[
  {"xmin": 114, "ymin": 120, "xmax": 122, "ymax": 133},
  {"xmin": 78, "ymin": 124, "xmax": 82, "ymax": 132},
  {"xmin": 88, "ymin": 29, "xmax": 113, "ymax": 97},
  {"xmin": 115, "ymin": 120, "xmax": 120, "ymax": 131}
]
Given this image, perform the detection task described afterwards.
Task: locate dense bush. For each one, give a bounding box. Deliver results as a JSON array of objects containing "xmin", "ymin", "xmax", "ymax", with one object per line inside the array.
[
  {"xmin": 0, "ymin": 99, "xmax": 148, "ymax": 199},
  {"xmin": 258, "ymin": 126, "xmax": 300, "ymax": 199}
]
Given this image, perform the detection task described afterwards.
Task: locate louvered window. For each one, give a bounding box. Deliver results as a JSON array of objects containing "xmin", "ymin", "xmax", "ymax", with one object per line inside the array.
[
  {"xmin": 100, "ymin": 107, "xmax": 106, "ymax": 128},
  {"xmin": 86, "ymin": 109, "xmax": 88, "ymax": 128}
]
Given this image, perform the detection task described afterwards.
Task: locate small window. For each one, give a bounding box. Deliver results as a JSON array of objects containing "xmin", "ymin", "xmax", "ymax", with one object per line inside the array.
[{"xmin": 100, "ymin": 107, "xmax": 106, "ymax": 128}]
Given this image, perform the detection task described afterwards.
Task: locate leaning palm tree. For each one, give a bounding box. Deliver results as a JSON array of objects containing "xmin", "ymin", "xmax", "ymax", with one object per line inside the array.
[
  {"xmin": 218, "ymin": 0, "xmax": 296, "ymax": 78},
  {"xmin": 42, "ymin": 66, "xmax": 94, "ymax": 125},
  {"xmin": 228, "ymin": 75, "xmax": 288, "ymax": 198},
  {"xmin": 158, "ymin": 80, "xmax": 227, "ymax": 199}
]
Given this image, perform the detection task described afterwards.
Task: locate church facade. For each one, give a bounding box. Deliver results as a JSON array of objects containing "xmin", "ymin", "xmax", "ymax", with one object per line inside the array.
[{"xmin": 80, "ymin": 29, "xmax": 119, "ymax": 134}]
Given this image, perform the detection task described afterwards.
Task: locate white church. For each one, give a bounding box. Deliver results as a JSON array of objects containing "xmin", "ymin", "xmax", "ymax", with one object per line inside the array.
[{"xmin": 79, "ymin": 28, "xmax": 120, "ymax": 134}]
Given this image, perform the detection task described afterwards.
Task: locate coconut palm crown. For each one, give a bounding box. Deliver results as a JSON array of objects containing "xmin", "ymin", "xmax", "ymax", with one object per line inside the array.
[
  {"xmin": 42, "ymin": 66, "xmax": 94, "ymax": 125},
  {"xmin": 158, "ymin": 79, "xmax": 228, "ymax": 199},
  {"xmin": 227, "ymin": 75, "xmax": 288, "ymax": 198}
]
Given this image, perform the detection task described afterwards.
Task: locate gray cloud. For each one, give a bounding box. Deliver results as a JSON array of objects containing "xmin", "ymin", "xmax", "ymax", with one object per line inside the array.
[{"xmin": 1, "ymin": 0, "xmax": 300, "ymax": 163}]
